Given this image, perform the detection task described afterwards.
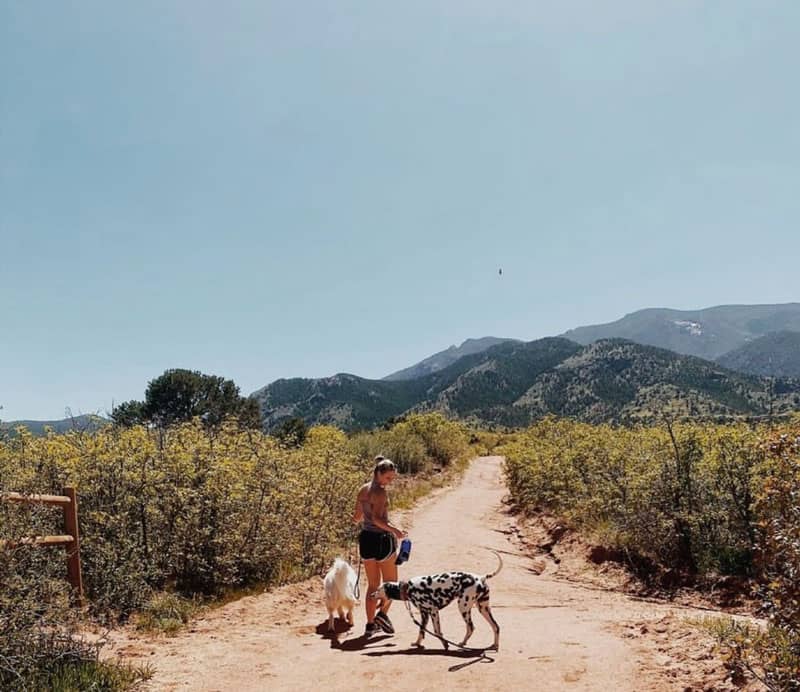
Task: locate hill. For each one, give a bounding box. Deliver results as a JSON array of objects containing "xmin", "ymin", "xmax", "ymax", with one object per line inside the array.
[
  {"xmin": 413, "ymin": 338, "xmax": 582, "ymax": 421},
  {"xmin": 1, "ymin": 414, "xmax": 108, "ymax": 437},
  {"xmin": 561, "ymin": 303, "xmax": 800, "ymax": 361},
  {"xmin": 252, "ymin": 338, "xmax": 800, "ymax": 430},
  {"xmin": 252, "ymin": 338, "xmax": 578, "ymax": 430},
  {"xmin": 513, "ymin": 339, "xmax": 800, "ymax": 425},
  {"xmin": 716, "ymin": 330, "xmax": 800, "ymax": 378},
  {"xmin": 382, "ymin": 336, "xmax": 519, "ymax": 380}
]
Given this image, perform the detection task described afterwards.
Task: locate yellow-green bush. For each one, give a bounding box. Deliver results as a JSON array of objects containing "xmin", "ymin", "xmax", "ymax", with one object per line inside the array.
[
  {"xmin": 348, "ymin": 413, "xmax": 470, "ymax": 475},
  {"xmin": 502, "ymin": 417, "xmax": 771, "ymax": 575},
  {"xmin": 503, "ymin": 416, "xmax": 800, "ymax": 686},
  {"xmin": 0, "ymin": 412, "xmax": 473, "ymax": 687},
  {"xmin": 0, "ymin": 412, "xmax": 469, "ymax": 614},
  {"xmin": 0, "ymin": 421, "xmax": 367, "ymax": 617}
]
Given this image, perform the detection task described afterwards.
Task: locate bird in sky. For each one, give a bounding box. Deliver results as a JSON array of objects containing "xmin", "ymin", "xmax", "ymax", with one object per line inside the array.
[{"xmin": 498, "ymin": 268, "xmax": 503, "ymax": 276}]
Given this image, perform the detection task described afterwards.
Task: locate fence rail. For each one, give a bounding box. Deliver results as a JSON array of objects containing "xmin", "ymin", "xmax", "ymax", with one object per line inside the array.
[
  {"xmin": 3, "ymin": 491, "xmax": 73, "ymax": 505},
  {"xmin": 0, "ymin": 486, "xmax": 84, "ymax": 604}
]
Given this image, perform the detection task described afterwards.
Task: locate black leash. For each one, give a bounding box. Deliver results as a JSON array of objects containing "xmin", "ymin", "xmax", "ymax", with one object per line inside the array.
[
  {"xmin": 403, "ymin": 600, "xmax": 494, "ymax": 654},
  {"xmin": 351, "ymin": 531, "xmax": 362, "ymax": 600}
]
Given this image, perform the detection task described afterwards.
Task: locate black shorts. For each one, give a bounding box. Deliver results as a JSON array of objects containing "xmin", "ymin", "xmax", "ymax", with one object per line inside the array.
[{"xmin": 359, "ymin": 530, "xmax": 396, "ymax": 562}]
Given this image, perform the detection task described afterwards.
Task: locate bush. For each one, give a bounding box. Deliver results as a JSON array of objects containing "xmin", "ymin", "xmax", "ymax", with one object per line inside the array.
[
  {"xmin": 502, "ymin": 417, "xmax": 767, "ymax": 577},
  {"xmin": 0, "ymin": 412, "xmax": 473, "ymax": 685},
  {"xmin": 348, "ymin": 413, "xmax": 470, "ymax": 476},
  {"xmin": 503, "ymin": 416, "xmax": 800, "ymax": 688},
  {"xmin": 136, "ymin": 593, "xmax": 198, "ymax": 635},
  {"xmin": 0, "ymin": 421, "xmax": 367, "ymax": 619},
  {"xmin": 0, "ymin": 541, "xmax": 150, "ymax": 690}
]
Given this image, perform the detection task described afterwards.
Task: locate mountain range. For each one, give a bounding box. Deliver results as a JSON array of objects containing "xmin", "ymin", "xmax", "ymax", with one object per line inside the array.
[
  {"xmin": 382, "ymin": 337, "xmax": 519, "ymax": 381},
  {"xmin": 560, "ymin": 302, "xmax": 800, "ymax": 361},
  {"xmin": 9, "ymin": 303, "xmax": 800, "ymax": 434},
  {"xmin": 254, "ymin": 302, "xmax": 800, "ymax": 430},
  {"xmin": 716, "ymin": 330, "xmax": 800, "ymax": 378},
  {"xmin": 0, "ymin": 414, "xmax": 107, "ymax": 437}
]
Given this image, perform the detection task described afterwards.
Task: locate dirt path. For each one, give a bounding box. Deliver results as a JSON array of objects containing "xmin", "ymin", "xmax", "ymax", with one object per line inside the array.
[{"xmin": 108, "ymin": 457, "xmax": 763, "ymax": 691}]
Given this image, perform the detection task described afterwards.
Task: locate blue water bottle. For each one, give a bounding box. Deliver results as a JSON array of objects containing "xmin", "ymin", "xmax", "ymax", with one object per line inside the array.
[{"xmin": 396, "ymin": 538, "xmax": 412, "ymax": 565}]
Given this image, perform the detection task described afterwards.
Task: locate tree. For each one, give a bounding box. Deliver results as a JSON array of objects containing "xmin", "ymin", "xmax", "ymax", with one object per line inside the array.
[
  {"xmin": 109, "ymin": 400, "xmax": 145, "ymax": 427},
  {"xmin": 274, "ymin": 417, "xmax": 308, "ymax": 447},
  {"xmin": 111, "ymin": 369, "xmax": 262, "ymax": 429}
]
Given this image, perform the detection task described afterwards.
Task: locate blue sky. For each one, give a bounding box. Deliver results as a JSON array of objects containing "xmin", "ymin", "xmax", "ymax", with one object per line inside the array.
[{"xmin": 2, "ymin": 1, "xmax": 798, "ymax": 420}]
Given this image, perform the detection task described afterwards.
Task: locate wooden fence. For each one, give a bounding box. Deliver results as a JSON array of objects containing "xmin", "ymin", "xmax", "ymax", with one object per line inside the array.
[{"xmin": 0, "ymin": 486, "xmax": 84, "ymax": 604}]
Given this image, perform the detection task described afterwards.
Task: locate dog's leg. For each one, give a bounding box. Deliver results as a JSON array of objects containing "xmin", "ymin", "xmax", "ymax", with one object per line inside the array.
[
  {"xmin": 477, "ymin": 600, "xmax": 500, "ymax": 651},
  {"xmin": 413, "ymin": 610, "xmax": 429, "ymax": 648},
  {"xmin": 337, "ymin": 607, "xmax": 345, "ymax": 620},
  {"xmin": 430, "ymin": 610, "xmax": 448, "ymax": 651},
  {"xmin": 346, "ymin": 606, "xmax": 354, "ymax": 625},
  {"xmin": 457, "ymin": 595, "xmax": 476, "ymax": 647},
  {"xmin": 327, "ymin": 608, "xmax": 335, "ymax": 632}
]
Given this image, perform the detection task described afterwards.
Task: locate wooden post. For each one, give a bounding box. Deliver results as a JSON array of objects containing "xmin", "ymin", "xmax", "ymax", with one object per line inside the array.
[{"xmin": 62, "ymin": 486, "xmax": 84, "ymax": 605}]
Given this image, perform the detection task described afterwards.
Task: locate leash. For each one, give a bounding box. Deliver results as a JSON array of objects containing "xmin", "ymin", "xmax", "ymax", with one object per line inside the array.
[
  {"xmin": 402, "ymin": 600, "xmax": 493, "ymax": 654},
  {"xmin": 350, "ymin": 531, "xmax": 361, "ymax": 600}
]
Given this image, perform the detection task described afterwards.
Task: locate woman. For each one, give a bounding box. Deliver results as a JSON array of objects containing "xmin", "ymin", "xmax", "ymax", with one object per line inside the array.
[{"xmin": 353, "ymin": 456, "xmax": 408, "ymax": 637}]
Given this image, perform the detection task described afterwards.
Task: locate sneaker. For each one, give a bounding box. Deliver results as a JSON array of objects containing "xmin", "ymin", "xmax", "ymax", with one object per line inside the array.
[
  {"xmin": 374, "ymin": 611, "xmax": 395, "ymax": 634},
  {"xmin": 364, "ymin": 622, "xmax": 379, "ymax": 637}
]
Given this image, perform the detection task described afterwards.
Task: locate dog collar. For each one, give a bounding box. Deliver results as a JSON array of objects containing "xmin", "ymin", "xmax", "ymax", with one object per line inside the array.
[{"xmin": 400, "ymin": 582, "xmax": 410, "ymax": 601}]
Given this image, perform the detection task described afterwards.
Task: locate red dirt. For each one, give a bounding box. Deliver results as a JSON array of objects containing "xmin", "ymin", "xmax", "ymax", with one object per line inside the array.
[{"xmin": 105, "ymin": 456, "xmax": 766, "ymax": 691}]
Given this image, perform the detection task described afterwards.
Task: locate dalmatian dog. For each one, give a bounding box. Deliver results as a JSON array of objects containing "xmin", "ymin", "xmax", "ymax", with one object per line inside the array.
[{"xmin": 370, "ymin": 551, "xmax": 502, "ymax": 651}]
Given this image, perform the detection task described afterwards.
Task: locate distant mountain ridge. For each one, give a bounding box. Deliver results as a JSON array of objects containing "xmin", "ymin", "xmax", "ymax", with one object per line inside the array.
[
  {"xmin": 561, "ymin": 303, "xmax": 800, "ymax": 361},
  {"xmin": 11, "ymin": 304, "xmax": 800, "ymax": 432},
  {"xmin": 513, "ymin": 339, "xmax": 793, "ymax": 425},
  {"xmin": 716, "ymin": 331, "xmax": 800, "ymax": 378},
  {"xmin": 1, "ymin": 414, "xmax": 108, "ymax": 437},
  {"xmin": 252, "ymin": 337, "xmax": 800, "ymax": 430},
  {"xmin": 382, "ymin": 337, "xmax": 519, "ymax": 381}
]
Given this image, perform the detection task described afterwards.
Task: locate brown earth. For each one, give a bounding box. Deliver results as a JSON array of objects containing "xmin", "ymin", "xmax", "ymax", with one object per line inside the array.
[{"xmin": 105, "ymin": 456, "xmax": 766, "ymax": 691}]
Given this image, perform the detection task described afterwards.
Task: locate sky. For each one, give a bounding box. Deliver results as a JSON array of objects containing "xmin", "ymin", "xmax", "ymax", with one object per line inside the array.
[{"xmin": 2, "ymin": 1, "xmax": 799, "ymax": 421}]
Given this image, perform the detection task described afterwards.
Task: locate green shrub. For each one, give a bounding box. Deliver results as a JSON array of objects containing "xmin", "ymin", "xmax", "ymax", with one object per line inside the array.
[
  {"xmin": 0, "ymin": 542, "xmax": 150, "ymax": 690},
  {"xmin": 504, "ymin": 416, "xmax": 800, "ymax": 688},
  {"xmin": 136, "ymin": 593, "xmax": 198, "ymax": 634}
]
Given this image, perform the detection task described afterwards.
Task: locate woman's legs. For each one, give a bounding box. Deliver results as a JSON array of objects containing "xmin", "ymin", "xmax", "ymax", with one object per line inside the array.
[
  {"xmin": 377, "ymin": 556, "xmax": 398, "ymax": 615},
  {"xmin": 363, "ymin": 559, "xmax": 381, "ymax": 624}
]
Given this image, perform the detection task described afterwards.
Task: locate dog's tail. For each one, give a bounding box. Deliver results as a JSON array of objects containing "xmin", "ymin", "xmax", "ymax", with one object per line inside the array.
[{"xmin": 485, "ymin": 548, "xmax": 503, "ymax": 579}]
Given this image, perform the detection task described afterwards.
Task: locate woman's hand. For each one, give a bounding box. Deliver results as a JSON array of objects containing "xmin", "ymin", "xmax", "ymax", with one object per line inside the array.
[{"xmin": 393, "ymin": 528, "xmax": 408, "ymax": 540}]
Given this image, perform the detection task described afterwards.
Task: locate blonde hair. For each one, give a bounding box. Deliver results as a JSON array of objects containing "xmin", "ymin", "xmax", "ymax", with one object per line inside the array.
[{"xmin": 373, "ymin": 458, "xmax": 396, "ymax": 477}]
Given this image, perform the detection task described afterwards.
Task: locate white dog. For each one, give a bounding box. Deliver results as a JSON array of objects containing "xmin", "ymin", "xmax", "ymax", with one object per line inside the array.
[{"xmin": 323, "ymin": 558, "xmax": 358, "ymax": 631}]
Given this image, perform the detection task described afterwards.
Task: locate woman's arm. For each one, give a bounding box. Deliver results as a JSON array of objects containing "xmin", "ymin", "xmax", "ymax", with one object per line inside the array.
[
  {"xmin": 352, "ymin": 487, "xmax": 365, "ymax": 524},
  {"xmin": 369, "ymin": 517, "xmax": 407, "ymax": 539}
]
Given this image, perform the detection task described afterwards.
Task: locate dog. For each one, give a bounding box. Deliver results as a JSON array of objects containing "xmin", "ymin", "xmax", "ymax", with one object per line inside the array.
[
  {"xmin": 370, "ymin": 551, "xmax": 502, "ymax": 651},
  {"xmin": 323, "ymin": 558, "xmax": 358, "ymax": 631}
]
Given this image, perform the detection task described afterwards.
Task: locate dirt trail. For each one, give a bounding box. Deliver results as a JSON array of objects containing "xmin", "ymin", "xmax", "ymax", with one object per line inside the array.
[{"xmin": 108, "ymin": 457, "xmax": 763, "ymax": 691}]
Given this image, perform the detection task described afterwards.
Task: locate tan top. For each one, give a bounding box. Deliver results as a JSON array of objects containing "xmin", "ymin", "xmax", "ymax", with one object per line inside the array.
[{"xmin": 359, "ymin": 480, "xmax": 389, "ymax": 532}]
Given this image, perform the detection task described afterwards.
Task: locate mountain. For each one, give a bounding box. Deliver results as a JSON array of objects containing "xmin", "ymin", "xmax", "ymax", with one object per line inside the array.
[
  {"xmin": 716, "ymin": 331, "xmax": 800, "ymax": 378},
  {"xmin": 513, "ymin": 339, "xmax": 799, "ymax": 425},
  {"xmin": 251, "ymin": 338, "xmax": 578, "ymax": 431},
  {"xmin": 413, "ymin": 338, "xmax": 582, "ymax": 421},
  {"xmin": 252, "ymin": 338, "xmax": 800, "ymax": 430},
  {"xmin": 561, "ymin": 303, "xmax": 800, "ymax": 361},
  {"xmin": 251, "ymin": 374, "xmax": 430, "ymax": 431},
  {"xmin": 1, "ymin": 414, "xmax": 109, "ymax": 437},
  {"xmin": 382, "ymin": 337, "xmax": 519, "ymax": 381}
]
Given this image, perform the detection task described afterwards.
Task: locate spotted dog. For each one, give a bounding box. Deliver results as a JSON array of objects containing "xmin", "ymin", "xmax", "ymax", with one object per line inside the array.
[{"xmin": 371, "ymin": 551, "xmax": 502, "ymax": 651}]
